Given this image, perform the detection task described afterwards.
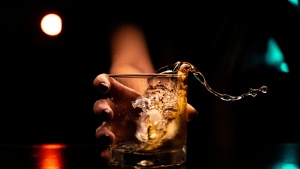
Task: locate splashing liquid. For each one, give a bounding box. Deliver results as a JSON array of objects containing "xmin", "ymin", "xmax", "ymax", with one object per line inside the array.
[{"xmin": 156, "ymin": 61, "xmax": 267, "ymax": 101}]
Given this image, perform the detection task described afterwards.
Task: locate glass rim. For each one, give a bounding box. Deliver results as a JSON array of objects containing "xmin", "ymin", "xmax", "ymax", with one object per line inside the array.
[{"xmin": 108, "ymin": 73, "xmax": 182, "ymax": 78}]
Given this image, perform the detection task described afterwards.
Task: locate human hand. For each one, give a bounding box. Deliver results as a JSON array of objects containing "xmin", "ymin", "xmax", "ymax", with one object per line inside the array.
[{"xmin": 93, "ymin": 73, "xmax": 198, "ymax": 161}]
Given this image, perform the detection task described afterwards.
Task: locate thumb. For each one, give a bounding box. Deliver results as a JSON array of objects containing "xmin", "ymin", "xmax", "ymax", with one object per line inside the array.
[{"xmin": 187, "ymin": 104, "xmax": 198, "ymax": 122}]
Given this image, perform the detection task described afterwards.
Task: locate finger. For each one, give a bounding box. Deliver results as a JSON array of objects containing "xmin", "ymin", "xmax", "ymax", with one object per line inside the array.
[
  {"xmin": 93, "ymin": 74, "xmax": 110, "ymax": 94},
  {"xmin": 96, "ymin": 122, "xmax": 115, "ymax": 161},
  {"xmin": 94, "ymin": 73, "xmax": 140, "ymax": 101},
  {"xmin": 101, "ymin": 149, "xmax": 110, "ymax": 161},
  {"xmin": 186, "ymin": 104, "xmax": 198, "ymax": 122},
  {"xmin": 93, "ymin": 99, "xmax": 113, "ymax": 121},
  {"xmin": 108, "ymin": 76, "xmax": 141, "ymax": 101},
  {"xmin": 96, "ymin": 122, "xmax": 115, "ymax": 143}
]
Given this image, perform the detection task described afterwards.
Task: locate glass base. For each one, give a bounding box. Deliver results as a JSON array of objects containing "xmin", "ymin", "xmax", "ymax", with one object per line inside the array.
[{"xmin": 108, "ymin": 148, "xmax": 186, "ymax": 168}]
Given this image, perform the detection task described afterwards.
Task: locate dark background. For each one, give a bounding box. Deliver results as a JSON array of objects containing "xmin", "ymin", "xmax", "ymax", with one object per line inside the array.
[
  {"xmin": 1, "ymin": 0, "xmax": 300, "ymax": 150},
  {"xmin": 0, "ymin": 0, "xmax": 112, "ymax": 144}
]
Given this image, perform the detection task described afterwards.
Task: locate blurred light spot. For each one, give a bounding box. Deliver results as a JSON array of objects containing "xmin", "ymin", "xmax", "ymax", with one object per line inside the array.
[
  {"xmin": 274, "ymin": 163, "xmax": 299, "ymax": 169},
  {"xmin": 288, "ymin": 0, "xmax": 299, "ymax": 6},
  {"xmin": 35, "ymin": 144, "xmax": 66, "ymax": 169},
  {"xmin": 265, "ymin": 38, "xmax": 289, "ymax": 73},
  {"xmin": 41, "ymin": 13, "xmax": 62, "ymax": 36},
  {"xmin": 280, "ymin": 62, "xmax": 289, "ymax": 73},
  {"xmin": 272, "ymin": 144, "xmax": 299, "ymax": 169}
]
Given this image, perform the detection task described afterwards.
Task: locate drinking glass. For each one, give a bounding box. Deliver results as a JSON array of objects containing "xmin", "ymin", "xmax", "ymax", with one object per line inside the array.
[{"xmin": 107, "ymin": 73, "xmax": 188, "ymax": 168}]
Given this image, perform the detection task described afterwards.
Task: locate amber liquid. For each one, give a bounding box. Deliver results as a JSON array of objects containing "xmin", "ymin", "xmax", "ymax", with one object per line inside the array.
[{"xmin": 108, "ymin": 75, "xmax": 188, "ymax": 168}]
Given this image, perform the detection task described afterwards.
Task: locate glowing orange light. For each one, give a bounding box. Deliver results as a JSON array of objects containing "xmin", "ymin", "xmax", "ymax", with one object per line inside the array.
[
  {"xmin": 41, "ymin": 13, "xmax": 62, "ymax": 36},
  {"xmin": 35, "ymin": 144, "xmax": 66, "ymax": 169}
]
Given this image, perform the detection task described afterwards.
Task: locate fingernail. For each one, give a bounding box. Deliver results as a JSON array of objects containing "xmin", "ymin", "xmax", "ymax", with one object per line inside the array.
[
  {"xmin": 99, "ymin": 83, "xmax": 108, "ymax": 93},
  {"xmin": 101, "ymin": 109, "xmax": 110, "ymax": 121},
  {"xmin": 102, "ymin": 134, "xmax": 111, "ymax": 145}
]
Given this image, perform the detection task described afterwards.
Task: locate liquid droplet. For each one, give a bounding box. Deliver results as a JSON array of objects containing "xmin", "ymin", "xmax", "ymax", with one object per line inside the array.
[{"xmin": 157, "ymin": 61, "xmax": 267, "ymax": 101}]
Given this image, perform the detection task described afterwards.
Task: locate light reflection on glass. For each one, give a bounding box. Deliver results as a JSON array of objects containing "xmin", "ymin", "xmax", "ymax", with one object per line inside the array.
[{"xmin": 34, "ymin": 144, "xmax": 66, "ymax": 169}]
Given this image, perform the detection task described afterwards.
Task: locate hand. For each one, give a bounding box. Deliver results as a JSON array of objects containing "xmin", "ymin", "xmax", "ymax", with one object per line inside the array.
[{"xmin": 93, "ymin": 73, "xmax": 198, "ymax": 161}]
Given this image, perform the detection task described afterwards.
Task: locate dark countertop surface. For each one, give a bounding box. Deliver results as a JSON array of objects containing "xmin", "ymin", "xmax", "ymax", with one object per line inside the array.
[{"xmin": 1, "ymin": 143, "xmax": 300, "ymax": 169}]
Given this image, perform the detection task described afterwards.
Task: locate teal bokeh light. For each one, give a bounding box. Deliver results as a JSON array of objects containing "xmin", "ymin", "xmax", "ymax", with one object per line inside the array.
[
  {"xmin": 274, "ymin": 163, "xmax": 299, "ymax": 169},
  {"xmin": 288, "ymin": 0, "xmax": 299, "ymax": 6},
  {"xmin": 280, "ymin": 62, "xmax": 289, "ymax": 73},
  {"xmin": 272, "ymin": 144, "xmax": 299, "ymax": 169},
  {"xmin": 265, "ymin": 38, "xmax": 289, "ymax": 73}
]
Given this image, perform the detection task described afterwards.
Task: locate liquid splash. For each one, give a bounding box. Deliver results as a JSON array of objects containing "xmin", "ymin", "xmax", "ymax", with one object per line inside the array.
[
  {"xmin": 131, "ymin": 61, "xmax": 267, "ymax": 151},
  {"xmin": 156, "ymin": 61, "xmax": 267, "ymax": 101},
  {"xmin": 132, "ymin": 78, "xmax": 181, "ymax": 150}
]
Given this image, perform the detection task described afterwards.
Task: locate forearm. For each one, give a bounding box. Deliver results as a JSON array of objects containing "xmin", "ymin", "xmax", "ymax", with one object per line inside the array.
[{"xmin": 109, "ymin": 23, "xmax": 155, "ymax": 74}]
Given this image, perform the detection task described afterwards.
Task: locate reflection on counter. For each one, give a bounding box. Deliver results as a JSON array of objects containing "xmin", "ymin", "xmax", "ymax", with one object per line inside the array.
[
  {"xmin": 33, "ymin": 144, "xmax": 66, "ymax": 169},
  {"xmin": 0, "ymin": 143, "xmax": 300, "ymax": 169}
]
